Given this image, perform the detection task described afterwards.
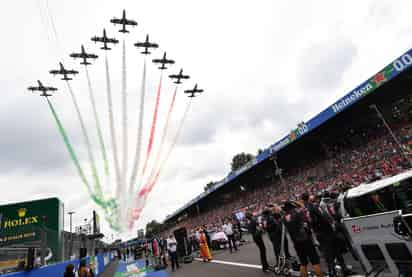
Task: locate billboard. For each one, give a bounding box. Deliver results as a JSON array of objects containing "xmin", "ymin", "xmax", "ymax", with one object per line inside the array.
[{"xmin": 0, "ymin": 197, "xmax": 64, "ymax": 263}]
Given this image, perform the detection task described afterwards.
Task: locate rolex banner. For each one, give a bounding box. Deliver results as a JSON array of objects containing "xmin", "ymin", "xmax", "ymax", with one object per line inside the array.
[{"xmin": 0, "ymin": 197, "xmax": 64, "ymax": 262}]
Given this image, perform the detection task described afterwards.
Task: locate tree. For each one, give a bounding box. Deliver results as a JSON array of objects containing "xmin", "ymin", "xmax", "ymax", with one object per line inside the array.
[
  {"xmin": 145, "ymin": 220, "xmax": 163, "ymax": 238},
  {"xmin": 230, "ymin": 152, "xmax": 254, "ymax": 172},
  {"xmin": 204, "ymin": 181, "xmax": 215, "ymax": 192}
]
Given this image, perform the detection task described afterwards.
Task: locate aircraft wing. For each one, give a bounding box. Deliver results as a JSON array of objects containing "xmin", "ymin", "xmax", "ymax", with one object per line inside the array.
[
  {"xmin": 125, "ymin": 19, "xmax": 137, "ymax": 26},
  {"xmin": 70, "ymin": 53, "xmax": 82, "ymax": 58},
  {"xmin": 110, "ymin": 18, "xmax": 122, "ymax": 24},
  {"xmin": 91, "ymin": 36, "xmax": 104, "ymax": 42},
  {"xmin": 86, "ymin": 53, "xmax": 98, "ymax": 59},
  {"xmin": 46, "ymin": 87, "xmax": 57, "ymax": 91},
  {"xmin": 49, "ymin": 70, "xmax": 61, "ymax": 75},
  {"xmin": 66, "ymin": 70, "xmax": 79, "ymax": 75},
  {"xmin": 107, "ymin": 38, "xmax": 119, "ymax": 44},
  {"xmin": 27, "ymin": 86, "xmax": 39, "ymax": 91}
]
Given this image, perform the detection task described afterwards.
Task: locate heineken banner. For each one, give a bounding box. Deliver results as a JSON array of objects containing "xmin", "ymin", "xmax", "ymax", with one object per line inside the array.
[{"xmin": 0, "ymin": 197, "xmax": 64, "ymax": 262}]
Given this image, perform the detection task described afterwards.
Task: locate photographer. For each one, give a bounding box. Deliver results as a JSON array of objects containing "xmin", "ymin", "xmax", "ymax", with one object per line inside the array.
[{"xmin": 282, "ymin": 200, "xmax": 323, "ymax": 277}]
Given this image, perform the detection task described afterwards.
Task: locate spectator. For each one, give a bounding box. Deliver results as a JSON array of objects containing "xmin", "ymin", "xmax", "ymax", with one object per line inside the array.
[
  {"xmin": 167, "ymin": 234, "xmax": 179, "ymax": 271},
  {"xmin": 63, "ymin": 264, "xmax": 75, "ymax": 277},
  {"xmin": 222, "ymin": 218, "xmax": 237, "ymax": 253}
]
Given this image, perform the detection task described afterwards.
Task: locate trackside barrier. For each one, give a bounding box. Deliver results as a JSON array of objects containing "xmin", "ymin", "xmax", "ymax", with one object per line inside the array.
[{"xmin": 2, "ymin": 251, "xmax": 116, "ymax": 277}]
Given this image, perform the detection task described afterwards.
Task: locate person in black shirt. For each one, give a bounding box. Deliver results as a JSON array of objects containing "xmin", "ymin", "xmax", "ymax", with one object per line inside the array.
[
  {"xmin": 246, "ymin": 212, "xmax": 269, "ymax": 272},
  {"xmin": 302, "ymin": 192, "xmax": 351, "ymax": 276},
  {"xmin": 282, "ymin": 201, "xmax": 323, "ymax": 277},
  {"xmin": 263, "ymin": 205, "xmax": 290, "ymax": 266}
]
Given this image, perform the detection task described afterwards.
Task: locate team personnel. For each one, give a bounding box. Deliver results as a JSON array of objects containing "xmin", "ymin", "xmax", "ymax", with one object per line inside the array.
[
  {"xmin": 263, "ymin": 205, "xmax": 290, "ymax": 266},
  {"xmin": 222, "ymin": 218, "xmax": 238, "ymax": 253},
  {"xmin": 167, "ymin": 234, "xmax": 179, "ymax": 272},
  {"xmin": 282, "ymin": 201, "xmax": 323, "ymax": 277},
  {"xmin": 246, "ymin": 212, "xmax": 269, "ymax": 272}
]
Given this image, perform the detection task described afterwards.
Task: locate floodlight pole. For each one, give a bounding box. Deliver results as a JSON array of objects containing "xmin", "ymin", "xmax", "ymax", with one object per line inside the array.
[
  {"xmin": 68, "ymin": 211, "xmax": 75, "ymax": 259},
  {"xmin": 369, "ymin": 104, "xmax": 412, "ymax": 165},
  {"xmin": 270, "ymin": 152, "xmax": 286, "ymax": 188}
]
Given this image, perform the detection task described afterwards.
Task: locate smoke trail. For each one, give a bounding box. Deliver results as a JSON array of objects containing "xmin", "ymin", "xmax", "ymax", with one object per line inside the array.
[
  {"xmin": 146, "ymin": 86, "xmax": 178, "ymax": 186},
  {"xmin": 121, "ymin": 39, "xmax": 128, "ymax": 198},
  {"xmin": 129, "ymin": 60, "xmax": 147, "ymax": 195},
  {"xmin": 105, "ymin": 54, "xmax": 122, "ymax": 197},
  {"xmin": 85, "ymin": 66, "xmax": 110, "ymax": 178},
  {"xmin": 140, "ymin": 74, "xmax": 163, "ymax": 177},
  {"xmin": 46, "ymin": 98, "xmax": 92, "ymax": 194},
  {"xmin": 147, "ymin": 99, "xmax": 192, "ymax": 193},
  {"xmin": 66, "ymin": 82, "xmax": 102, "ymax": 197},
  {"xmin": 129, "ymin": 100, "xmax": 192, "ymax": 226}
]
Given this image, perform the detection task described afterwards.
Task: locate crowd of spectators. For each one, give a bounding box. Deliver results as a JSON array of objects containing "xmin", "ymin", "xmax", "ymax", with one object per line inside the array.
[{"xmin": 169, "ymin": 111, "xmax": 412, "ymax": 236}]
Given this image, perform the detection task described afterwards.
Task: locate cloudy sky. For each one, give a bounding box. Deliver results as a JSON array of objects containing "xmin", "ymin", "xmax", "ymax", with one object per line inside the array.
[{"xmin": 1, "ymin": 0, "xmax": 412, "ymax": 240}]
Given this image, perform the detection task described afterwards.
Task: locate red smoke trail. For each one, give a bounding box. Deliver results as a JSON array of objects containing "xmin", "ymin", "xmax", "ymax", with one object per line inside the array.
[
  {"xmin": 129, "ymin": 100, "xmax": 193, "ymax": 226},
  {"xmin": 140, "ymin": 74, "xmax": 163, "ymax": 177},
  {"xmin": 145, "ymin": 86, "xmax": 178, "ymax": 187}
]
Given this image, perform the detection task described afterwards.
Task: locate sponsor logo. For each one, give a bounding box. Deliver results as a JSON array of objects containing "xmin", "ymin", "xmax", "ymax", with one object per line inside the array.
[
  {"xmin": 2, "ymin": 208, "xmax": 39, "ymax": 229},
  {"xmin": 332, "ymin": 82, "xmax": 373, "ymax": 113},
  {"xmin": 352, "ymin": 224, "xmax": 362, "ymax": 233}
]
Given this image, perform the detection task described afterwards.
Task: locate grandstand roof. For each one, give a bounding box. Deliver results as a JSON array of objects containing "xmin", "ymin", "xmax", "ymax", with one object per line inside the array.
[
  {"xmin": 346, "ymin": 169, "xmax": 412, "ymax": 198},
  {"xmin": 165, "ymin": 48, "xmax": 412, "ymax": 222}
]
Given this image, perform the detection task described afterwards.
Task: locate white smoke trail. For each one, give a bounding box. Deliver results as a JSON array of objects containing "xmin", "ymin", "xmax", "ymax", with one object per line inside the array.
[
  {"xmin": 120, "ymin": 39, "xmax": 128, "ymax": 200},
  {"xmin": 85, "ymin": 66, "xmax": 110, "ymax": 178},
  {"xmin": 129, "ymin": 60, "xmax": 147, "ymax": 195},
  {"xmin": 105, "ymin": 54, "xmax": 122, "ymax": 198},
  {"xmin": 66, "ymin": 81, "xmax": 102, "ymax": 197}
]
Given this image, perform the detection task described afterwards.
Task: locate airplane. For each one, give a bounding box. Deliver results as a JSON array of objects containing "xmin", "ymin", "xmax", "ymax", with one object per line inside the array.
[
  {"xmin": 184, "ymin": 84, "xmax": 203, "ymax": 98},
  {"xmin": 110, "ymin": 9, "xmax": 137, "ymax": 33},
  {"xmin": 49, "ymin": 62, "xmax": 79, "ymax": 81},
  {"xmin": 70, "ymin": 45, "xmax": 98, "ymax": 65},
  {"xmin": 169, "ymin": 69, "xmax": 190, "ymax": 84},
  {"xmin": 152, "ymin": 52, "xmax": 175, "ymax": 70},
  {"xmin": 91, "ymin": 29, "xmax": 119, "ymax": 50},
  {"xmin": 134, "ymin": 34, "xmax": 159, "ymax": 55},
  {"xmin": 27, "ymin": 80, "xmax": 57, "ymax": 97}
]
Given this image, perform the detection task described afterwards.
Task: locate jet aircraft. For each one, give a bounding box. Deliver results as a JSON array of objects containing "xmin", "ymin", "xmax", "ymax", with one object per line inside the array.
[
  {"xmin": 49, "ymin": 62, "xmax": 79, "ymax": 81},
  {"xmin": 184, "ymin": 84, "xmax": 203, "ymax": 98},
  {"xmin": 169, "ymin": 69, "xmax": 190, "ymax": 84},
  {"xmin": 134, "ymin": 35, "xmax": 159, "ymax": 55},
  {"xmin": 27, "ymin": 80, "xmax": 57, "ymax": 97},
  {"xmin": 70, "ymin": 45, "xmax": 98, "ymax": 65},
  {"xmin": 110, "ymin": 9, "xmax": 137, "ymax": 33},
  {"xmin": 91, "ymin": 29, "xmax": 119, "ymax": 50},
  {"xmin": 152, "ymin": 52, "xmax": 175, "ymax": 70}
]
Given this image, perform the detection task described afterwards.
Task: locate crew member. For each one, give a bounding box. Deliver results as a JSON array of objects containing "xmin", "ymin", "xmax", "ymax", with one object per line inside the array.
[
  {"xmin": 222, "ymin": 218, "xmax": 237, "ymax": 253},
  {"xmin": 246, "ymin": 212, "xmax": 269, "ymax": 272}
]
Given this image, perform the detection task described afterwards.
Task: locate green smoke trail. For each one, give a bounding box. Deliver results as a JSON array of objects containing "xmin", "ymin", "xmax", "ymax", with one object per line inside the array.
[
  {"xmin": 46, "ymin": 97, "xmax": 92, "ymax": 195},
  {"xmin": 85, "ymin": 66, "xmax": 110, "ymax": 178},
  {"xmin": 47, "ymin": 96, "xmax": 120, "ymax": 231},
  {"xmin": 66, "ymin": 82, "xmax": 102, "ymax": 198}
]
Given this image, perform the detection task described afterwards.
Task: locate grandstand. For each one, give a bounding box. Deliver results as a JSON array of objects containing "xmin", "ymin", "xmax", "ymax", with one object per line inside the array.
[{"xmin": 163, "ymin": 49, "xmax": 412, "ymax": 232}]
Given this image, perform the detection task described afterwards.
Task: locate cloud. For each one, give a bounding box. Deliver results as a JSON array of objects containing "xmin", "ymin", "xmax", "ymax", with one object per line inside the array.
[{"xmin": 298, "ymin": 37, "xmax": 357, "ymax": 92}]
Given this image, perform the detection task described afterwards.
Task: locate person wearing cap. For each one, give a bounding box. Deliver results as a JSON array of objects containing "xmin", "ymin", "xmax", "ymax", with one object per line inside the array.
[
  {"xmin": 282, "ymin": 200, "xmax": 323, "ymax": 277},
  {"xmin": 246, "ymin": 212, "xmax": 269, "ymax": 272}
]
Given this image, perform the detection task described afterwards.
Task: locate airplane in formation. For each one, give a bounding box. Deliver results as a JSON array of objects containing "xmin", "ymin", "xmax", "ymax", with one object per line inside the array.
[
  {"xmin": 91, "ymin": 29, "xmax": 119, "ymax": 50},
  {"xmin": 49, "ymin": 62, "xmax": 79, "ymax": 81},
  {"xmin": 134, "ymin": 34, "xmax": 159, "ymax": 55},
  {"xmin": 184, "ymin": 84, "xmax": 203, "ymax": 98},
  {"xmin": 152, "ymin": 52, "xmax": 175, "ymax": 70},
  {"xmin": 27, "ymin": 80, "xmax": 57, "ymax": 97},
  {"xmin": 110, "ymin": 9, "xmax": 137, "ymax": 33},
  {"xmin": 70, "ymin": 45, "xmax": 98, "ymax": 65},
  {"xmin": 169, "ymin": 69, "xmax": 190, "ymax": 84}
]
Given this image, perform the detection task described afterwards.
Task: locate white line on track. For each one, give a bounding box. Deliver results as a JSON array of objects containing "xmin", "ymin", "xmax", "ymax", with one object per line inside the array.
[{"xmin": 194, "ymin": 258, "xmax": 262, "ymax": 269}]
